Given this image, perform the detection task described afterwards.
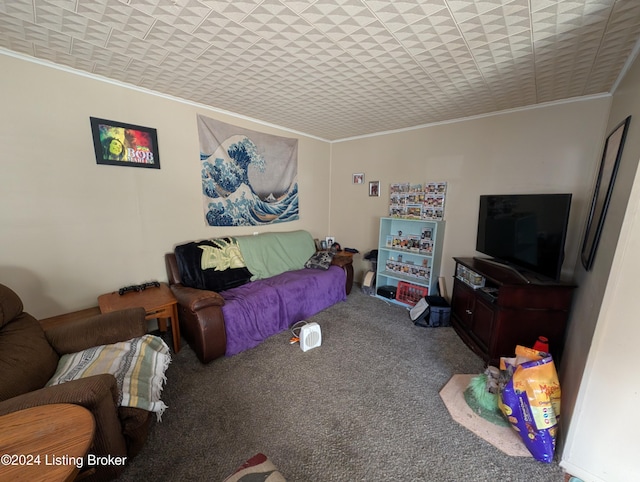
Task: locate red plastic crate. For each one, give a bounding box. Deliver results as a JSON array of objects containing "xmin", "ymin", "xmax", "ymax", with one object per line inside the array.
[{"xmin": 395, "ymin": 281, "xmax": 428, "ymax": 306}]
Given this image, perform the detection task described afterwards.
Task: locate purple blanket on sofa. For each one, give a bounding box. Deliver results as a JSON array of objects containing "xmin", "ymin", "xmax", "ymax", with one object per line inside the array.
[{"xmin": 221, "ymin": 265, "xmax": 347, "ymax": 356}]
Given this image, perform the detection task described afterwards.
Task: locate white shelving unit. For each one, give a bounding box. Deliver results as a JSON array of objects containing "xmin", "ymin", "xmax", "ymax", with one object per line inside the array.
[{"xmin": 375, "ymin": 217, "xmax": 445, "ymax": 306}]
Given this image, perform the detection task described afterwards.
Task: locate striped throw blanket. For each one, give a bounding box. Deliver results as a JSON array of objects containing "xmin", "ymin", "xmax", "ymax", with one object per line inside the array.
[{"xmin": 47, "ymin": 335, "xmax": 171, "ymax": 420}]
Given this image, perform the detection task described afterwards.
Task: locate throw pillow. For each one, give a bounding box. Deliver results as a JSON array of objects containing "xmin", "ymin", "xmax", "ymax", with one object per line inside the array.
[
  {"xmin": 304, "ymin": 250, "xmax": 335, "ymax": 270},
  {"xmin": 223, "ymin": 453, "xmax": 286, "ymax": 482}
]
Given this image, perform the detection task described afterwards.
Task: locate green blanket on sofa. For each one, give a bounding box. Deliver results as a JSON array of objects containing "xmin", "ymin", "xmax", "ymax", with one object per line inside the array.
[{"xmin": 236, "ymin": 230, "xmax": 316, "ymax": 280}]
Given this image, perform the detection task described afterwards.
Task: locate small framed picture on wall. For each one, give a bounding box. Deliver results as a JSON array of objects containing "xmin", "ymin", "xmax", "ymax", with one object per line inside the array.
[
  {"xmin": 369, "ymin": 181, "xmax": 380, "ymax": 197},
  {"xmin": 352, "ymin": 173, "xmax": 364, "ymax": 184},
  {"xmin": 90, "ymin": 117, "xmax": 160, "ymax": 169}
]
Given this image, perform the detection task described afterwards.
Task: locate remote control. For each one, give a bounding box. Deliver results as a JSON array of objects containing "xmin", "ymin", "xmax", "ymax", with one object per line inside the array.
[{"xmin": 118, "ymin": 281, "xmax": 161, "ymax": 295}]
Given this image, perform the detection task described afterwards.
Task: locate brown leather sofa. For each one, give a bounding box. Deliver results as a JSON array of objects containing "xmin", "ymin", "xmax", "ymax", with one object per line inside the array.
[
  {"xmin": 165, "ymin": 251, "xmax": 354, "ymax": 364},
  {"xmin": 0, "ymin": 283, "xmax": 152, "ymax": 482}
]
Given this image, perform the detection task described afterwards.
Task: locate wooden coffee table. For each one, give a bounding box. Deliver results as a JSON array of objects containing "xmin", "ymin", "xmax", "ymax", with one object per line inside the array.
[
  {"xmin": 0, "ymin": 403, "xmax": 95, "ymax": 482},
  {"xmin": 98, "ymin": 282, "xmax": 181, "ymax": 353}
]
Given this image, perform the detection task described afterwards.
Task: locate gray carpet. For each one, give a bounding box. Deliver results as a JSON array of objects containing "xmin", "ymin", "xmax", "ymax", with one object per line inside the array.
[{"xmin": 117, "ymin": 289, "xmax": 566, "ymax": 481}]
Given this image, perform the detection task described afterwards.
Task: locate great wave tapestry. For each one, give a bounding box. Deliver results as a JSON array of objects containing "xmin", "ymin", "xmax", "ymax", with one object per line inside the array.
[{"xmin": 197, "ymin": 115, "xmax": 299, "ymax": 226}]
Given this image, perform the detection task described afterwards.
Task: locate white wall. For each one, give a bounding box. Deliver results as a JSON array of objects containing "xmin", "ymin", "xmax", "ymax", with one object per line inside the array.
[
  {"xmin": 4, "ymin": 46, "xmax": 640, "ymax": 480},
  {"xmin": 0, "ymin": 53, "xmax": 331, "ymax": 318},
  {"xmin": 562, "ymin": 163, "xmax": 640, "ymax": 482},
  {"xmin": 560, "ymin": 49, "xmax": 640, "ymax": 482},
  {"xmin": 329, "ymin": 99, "xmax": 611, "ymax": 296},
  {"xmin": 329, "ymin": 92, "xmax": 640, "ymax": 480}
]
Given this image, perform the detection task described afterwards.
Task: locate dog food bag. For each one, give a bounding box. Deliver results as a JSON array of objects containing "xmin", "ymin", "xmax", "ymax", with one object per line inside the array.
[{"xmin": 498, "ymin": 345, "xmax": 561, "ymax": 463}]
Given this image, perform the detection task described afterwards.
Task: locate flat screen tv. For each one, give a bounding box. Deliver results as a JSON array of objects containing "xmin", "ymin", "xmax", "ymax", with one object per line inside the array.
[{"xmin": 476, "ymin": 194, "xmax": 572, "ymax": 281}]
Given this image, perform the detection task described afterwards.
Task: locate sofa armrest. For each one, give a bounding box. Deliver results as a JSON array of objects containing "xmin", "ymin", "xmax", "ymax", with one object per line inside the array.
[
  {"xmin": 45, "ymin": 307, "xmax": 147, "ymax": 355},
  {"xmin": 170, "ymin": 283, "xmax": 225, "ymax": 311}
]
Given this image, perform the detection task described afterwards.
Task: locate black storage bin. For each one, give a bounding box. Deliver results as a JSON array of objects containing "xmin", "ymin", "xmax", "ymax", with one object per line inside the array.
[{"xmin": 414, "ymin": 295, "xmax": 451, "ymax": 327}]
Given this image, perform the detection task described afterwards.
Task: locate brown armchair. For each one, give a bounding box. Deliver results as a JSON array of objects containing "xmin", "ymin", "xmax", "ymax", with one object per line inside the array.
[{"xmin": 0, "ymin": 283, "xmax": 153, "ymax": 481}]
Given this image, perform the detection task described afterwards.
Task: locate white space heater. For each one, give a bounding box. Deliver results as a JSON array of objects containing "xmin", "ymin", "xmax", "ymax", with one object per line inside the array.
[{"xmin": 299, "ymin": 322, "xmax": 322, "ymax": 352}]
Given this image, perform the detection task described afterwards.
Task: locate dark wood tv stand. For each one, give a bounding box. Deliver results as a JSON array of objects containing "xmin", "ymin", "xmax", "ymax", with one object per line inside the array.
[{"xmin": 450, "ymin": 257, "xmax": 575, "ymax": 366}]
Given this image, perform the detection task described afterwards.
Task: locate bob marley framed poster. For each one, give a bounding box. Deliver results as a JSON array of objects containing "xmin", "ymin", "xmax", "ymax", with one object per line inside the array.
[{"xmin": 90, "ymin": 117, "xmax": 160, "ymax": 169}]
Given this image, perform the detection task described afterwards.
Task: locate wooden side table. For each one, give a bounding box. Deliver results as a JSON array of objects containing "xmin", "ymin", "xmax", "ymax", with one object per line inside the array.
[
  {"xmin": 0, "ymin": 403, "xmax": 95, "ymax": 482},
  {"xmin": 98, "ymin": 282, "xmax": 181, "ymax": 353},
  {"xmin": 331, "ymin": 251, "xmax": 354, "ymax": 295}
]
